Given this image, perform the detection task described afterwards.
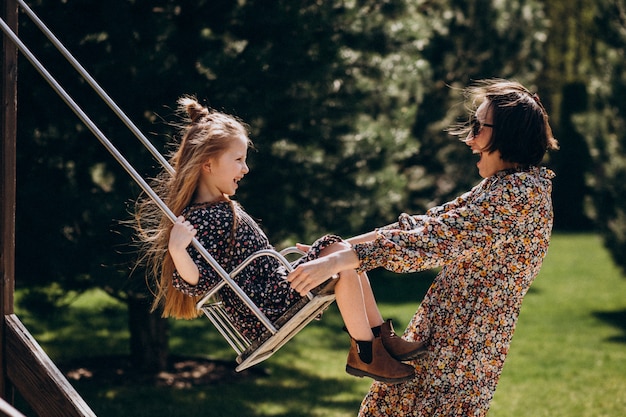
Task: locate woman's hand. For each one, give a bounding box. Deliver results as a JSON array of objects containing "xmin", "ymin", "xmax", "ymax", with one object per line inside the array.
[
  {"xmin": 168, "ymin": 216, "xmax": 197, "ymax": 253},
  {"xmin": 295, "ymin": 243, "xmax": 311, "ymax": 253},
  {"xmin": 287, "ymin": 256, "xmax": 338, "ymax": 296}
]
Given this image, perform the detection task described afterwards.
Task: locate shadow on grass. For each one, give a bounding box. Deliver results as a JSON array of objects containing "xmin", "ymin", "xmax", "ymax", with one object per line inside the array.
[
  {"xmin": 52, "ymin": 354, "xmax": 362, "ymax": 417},
  {"xmin": 593, "ymin": 309, "xmax": 626, "ymax": 343}
]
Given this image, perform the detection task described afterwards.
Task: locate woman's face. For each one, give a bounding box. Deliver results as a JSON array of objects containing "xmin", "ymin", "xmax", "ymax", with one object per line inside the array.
[{"xmin": 465, "ymin": 100, "xmax": 516, "ymax": 178}]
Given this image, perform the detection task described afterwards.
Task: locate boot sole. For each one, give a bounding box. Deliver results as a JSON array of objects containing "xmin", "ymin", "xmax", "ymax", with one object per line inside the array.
[{"xmin": 345, "ymin": 365, "xmax": 414, "ymax": 384}]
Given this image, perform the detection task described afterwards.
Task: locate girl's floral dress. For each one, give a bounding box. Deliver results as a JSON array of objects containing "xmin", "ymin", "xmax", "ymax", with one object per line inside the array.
[
  {"xmin": 354, "ymin": 167, "xmax": 555, "ymax": 417},
  {"xmin": 171, "ymin": 200, "xmax": 340, "ymax": 341}
]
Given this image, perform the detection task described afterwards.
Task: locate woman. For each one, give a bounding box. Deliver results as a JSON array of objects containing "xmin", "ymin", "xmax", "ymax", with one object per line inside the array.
[
  {"xmin": 287, "ymin": 79, "xmax": 559, "ymax": 416},
  {"xmin": 135, "ymin": 96, "xmax": 424, "ymax": 384}
]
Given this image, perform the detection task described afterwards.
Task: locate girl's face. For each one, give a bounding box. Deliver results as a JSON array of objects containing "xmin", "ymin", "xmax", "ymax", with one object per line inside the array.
[
  {"xmin": 197, "ymin": 135, "xmax": 250, "ymax": 202},
  {"xmin": 465, "ymin": 100, "xmax": 516, "ymax": 178}
]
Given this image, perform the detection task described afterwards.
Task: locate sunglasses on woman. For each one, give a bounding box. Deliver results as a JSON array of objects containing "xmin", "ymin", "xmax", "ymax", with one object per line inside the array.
[{"xmin": 469, "ymin": 115, "xmax": 494, "ymax": 138}]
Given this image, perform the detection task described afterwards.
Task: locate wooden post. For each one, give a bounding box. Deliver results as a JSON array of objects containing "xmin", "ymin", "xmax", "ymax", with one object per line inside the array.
[
  {"xmin": 1, "ymin": 2, "xmax": 97, "ymax": 415},
  {"xmin": 1, "ymin": 0, "xmax": 18, "ymax": 400}
]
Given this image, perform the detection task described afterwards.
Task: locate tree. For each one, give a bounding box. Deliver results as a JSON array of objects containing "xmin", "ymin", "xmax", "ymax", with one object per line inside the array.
[
  {"xmin": 373, "ymin": 0, "xmax": 551, "ymax": 212},
  {"xmin": 573, "ymin": 0, "xmax": 626, "ymax": 272},
  {"xmin": 550, "ymin": 81, "xmax": 594, "ymax": 230},
  {"xmin": 537, "ymin": 0, "xmax": 596, "ymax": 230}
]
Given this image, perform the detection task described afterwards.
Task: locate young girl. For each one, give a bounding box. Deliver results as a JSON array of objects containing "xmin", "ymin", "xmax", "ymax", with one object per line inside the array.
[{"xmin": 135, "ymin": 97, "xmax": 424, "ymax": 384}]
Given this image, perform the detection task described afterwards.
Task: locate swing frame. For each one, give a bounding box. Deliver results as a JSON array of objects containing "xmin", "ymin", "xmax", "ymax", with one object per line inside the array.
[
  {"xmin": 3, "ymin": 0, "xmax": 337, "ymax": 372},
  {"xmin": 196, "ymin": 246, "xmax": 337, "ymax": 371}
]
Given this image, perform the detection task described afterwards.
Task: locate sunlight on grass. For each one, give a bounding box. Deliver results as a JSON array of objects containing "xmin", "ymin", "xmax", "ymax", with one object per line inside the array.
[{"xmin": 13, "ymin": 233, "xmax": 626, "ymax": 417}]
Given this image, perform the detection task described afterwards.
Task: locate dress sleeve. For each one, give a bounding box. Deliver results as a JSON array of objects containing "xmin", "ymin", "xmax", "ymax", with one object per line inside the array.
[
  {"xmin": 374, "ymin": 191, "xmax": 471, "ymax": 233},
  {"xmin": 172, "ymin": 206, "xmax": 232, "ymax": 297},
  {"xmin": 353, "ymin": 178, "xmax": 524, "ymax": 274}
]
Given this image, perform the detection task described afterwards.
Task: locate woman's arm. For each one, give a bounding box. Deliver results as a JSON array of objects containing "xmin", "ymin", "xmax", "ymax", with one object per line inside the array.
[
  {"xmin": 168, "ymin": 216, "xmax": 200, "ymax": 285},
  {"xmin": 344, "ymin": 197, "xmax": 472, "ymax": 246},
  {"xmin": 346, "ymin": 231, "xmax": 378, "ymax": 246},
  {"xmin": 353, "ymin": 177, "xmax": 525, "ymax": 274}
]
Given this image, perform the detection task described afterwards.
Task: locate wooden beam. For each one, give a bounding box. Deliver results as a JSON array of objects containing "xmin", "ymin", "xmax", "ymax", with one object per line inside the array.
[
  {"xmin": 1, "ymin": 0, "xmax": 17, "ymax": 314},
  {"xmin": 5, "ymin": 315, "xmax": 97, "ymax": 417},
  {"xmin": 1, "ymin": 0, "xmax": 18, "ymax": 401}
]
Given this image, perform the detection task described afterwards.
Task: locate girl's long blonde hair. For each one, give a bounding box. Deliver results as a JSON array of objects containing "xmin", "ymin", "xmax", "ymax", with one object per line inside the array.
[{"xmin": 135, "ymin": 97, "xmax": 250, "ymax": 319}]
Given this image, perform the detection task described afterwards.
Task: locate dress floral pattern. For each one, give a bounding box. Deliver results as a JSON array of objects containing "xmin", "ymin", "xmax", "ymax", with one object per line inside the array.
[
  {"xmin": 354, "ymin": 167, "xmax": 555, "ymax": 417},
  {"xmin": 172, "ymin": 200, "xmax": 340, "ymax": 341}
]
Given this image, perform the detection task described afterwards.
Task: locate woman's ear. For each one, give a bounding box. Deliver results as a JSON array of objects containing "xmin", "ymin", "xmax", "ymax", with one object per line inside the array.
[{"xmin": 202, "ymin": 162, "xmax": 212, "ymax": 173}]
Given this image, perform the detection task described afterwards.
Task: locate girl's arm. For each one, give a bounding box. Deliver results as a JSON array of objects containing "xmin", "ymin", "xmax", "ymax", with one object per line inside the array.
[
  {"xmin": 298, "ymin": 231, "xmax": 378, "ymax": 252},
  {"xmin": 168, "ymin": 216, "xmax": 200, "ymax": 285}
]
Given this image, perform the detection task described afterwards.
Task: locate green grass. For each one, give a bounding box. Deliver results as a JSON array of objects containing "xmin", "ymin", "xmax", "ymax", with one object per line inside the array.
[{"xmin": 13, "ymin": 233, "xmax": 626, "ymax": 416}]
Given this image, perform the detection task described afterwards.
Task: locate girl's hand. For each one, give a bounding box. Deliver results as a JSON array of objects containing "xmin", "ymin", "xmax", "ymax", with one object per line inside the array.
[
  {"xmin": 167, "ymin": 216, "xmax": 200, "ymax": 285},
  {"xmin": 168, "ymin": 216, "xmax": 197, "ymax": 253}
]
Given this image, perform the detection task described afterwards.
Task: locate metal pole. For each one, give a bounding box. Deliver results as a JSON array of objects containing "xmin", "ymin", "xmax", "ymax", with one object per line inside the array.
[{"xmin": 15, "ymin": 0, "xmax": 174, "ymax": 175}]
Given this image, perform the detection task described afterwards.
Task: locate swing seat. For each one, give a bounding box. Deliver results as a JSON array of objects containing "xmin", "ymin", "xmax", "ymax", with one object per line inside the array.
[{"xmin": 196, "ymin": 247, "xmax": 337, "ymax": 372}]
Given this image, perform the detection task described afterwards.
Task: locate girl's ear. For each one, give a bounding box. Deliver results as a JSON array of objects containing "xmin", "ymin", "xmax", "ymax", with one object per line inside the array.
[{"xmin": 202, "ymin": 162, "xmax": 211, "ymax": 173}]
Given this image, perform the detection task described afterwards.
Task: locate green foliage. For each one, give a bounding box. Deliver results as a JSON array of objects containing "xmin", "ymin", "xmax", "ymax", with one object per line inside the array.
[
  {"xmin": 376, "ymin": 0, "xmax": 550, "ymax": 211},
  {"xmin": 569, "ymin": 0, "xmax": 626, "ymax": 272},
  {"xmin": 537, "ymin": 0, "xmax": 596, "ymax": 230}
]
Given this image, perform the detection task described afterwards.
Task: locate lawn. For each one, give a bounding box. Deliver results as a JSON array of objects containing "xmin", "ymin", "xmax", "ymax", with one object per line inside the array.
[{"xmin": 13, "ymin": 233, "xmax": 626, "ymax": 416}]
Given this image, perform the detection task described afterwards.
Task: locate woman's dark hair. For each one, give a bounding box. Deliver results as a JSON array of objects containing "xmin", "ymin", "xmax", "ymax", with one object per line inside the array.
[{"xmin": 461, "ymin": 80, "xmax": 559, "ymax": 166}]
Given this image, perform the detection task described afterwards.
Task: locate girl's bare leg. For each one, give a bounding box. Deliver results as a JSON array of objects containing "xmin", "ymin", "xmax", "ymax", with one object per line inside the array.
[
  {"xmin": 358, "ymin": 271, "xmax": 384, "ymax": 328},
  {"xmin": 334, "ymin": 269, "xmax": 374, "ymax": 341},
  {"xmin": 318, "ymin": 244, "xmax": 373, "ymax": 341}
]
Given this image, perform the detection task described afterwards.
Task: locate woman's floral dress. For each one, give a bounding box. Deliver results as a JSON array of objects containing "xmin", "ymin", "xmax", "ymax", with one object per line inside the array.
[
  {"xmin": 171, "ymin": 200, "xmax": 340, "ymax": 341},
  {"xmin": 354, "ymin": 167, "xmax": 555, "ymax": 417}
]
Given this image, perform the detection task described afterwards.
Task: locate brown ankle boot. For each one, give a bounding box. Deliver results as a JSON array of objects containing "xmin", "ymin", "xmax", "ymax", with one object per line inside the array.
[
  {"xmin": 380, "ymin": 319, "xmax": 426, "ymax": 361},
  {"xmin": 346, "ymin": 337, "xmax": 415, "ymax": 384}
]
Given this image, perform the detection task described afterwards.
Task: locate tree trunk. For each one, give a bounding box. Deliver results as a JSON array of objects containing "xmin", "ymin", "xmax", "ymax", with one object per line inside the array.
[{"xmin": 127, "ymin": 295, "xmax": 169, "ymax": 373}]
